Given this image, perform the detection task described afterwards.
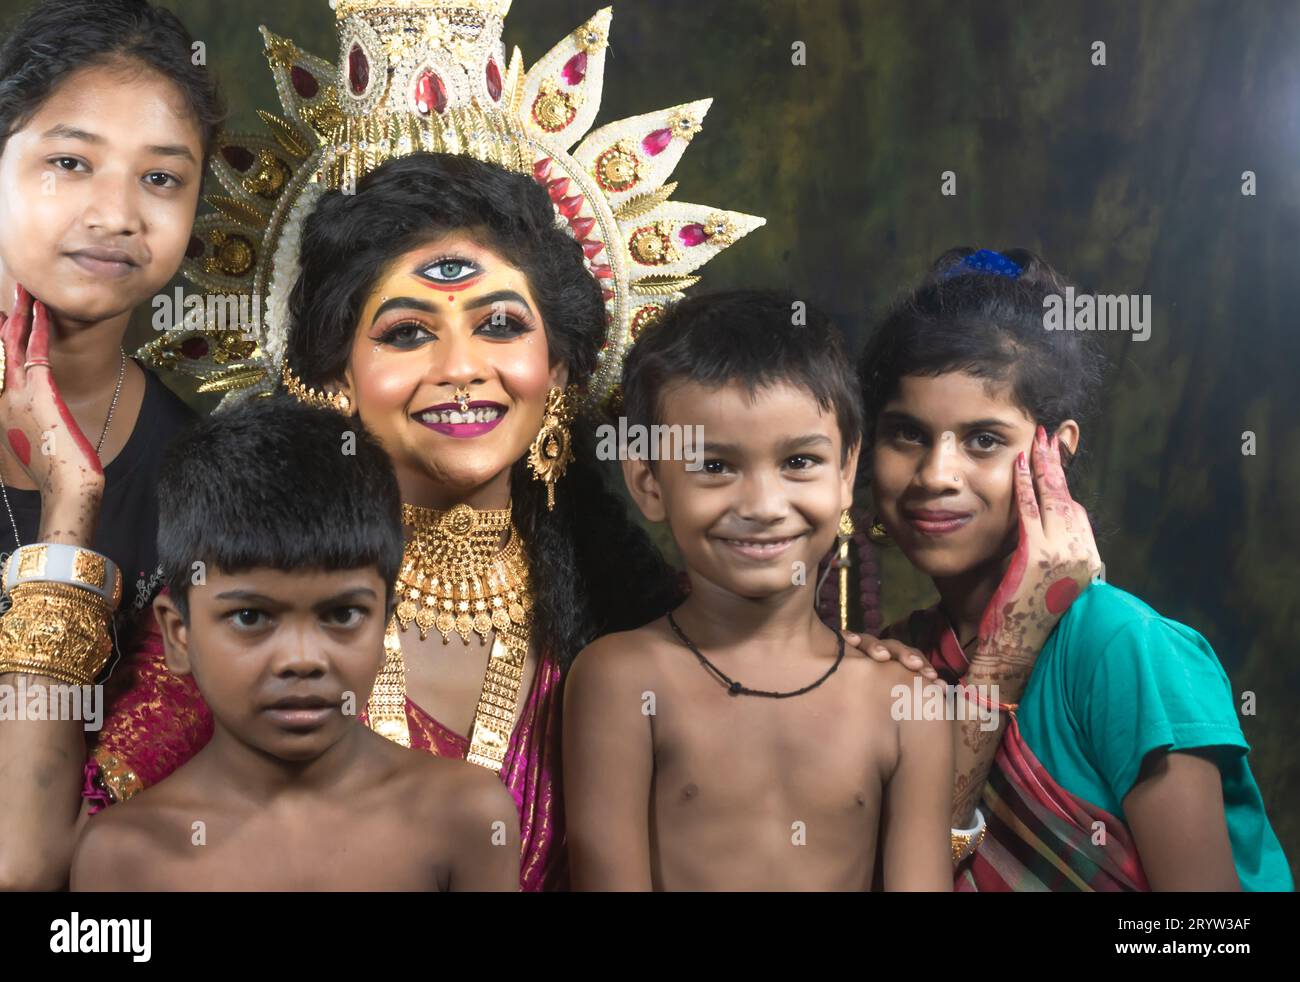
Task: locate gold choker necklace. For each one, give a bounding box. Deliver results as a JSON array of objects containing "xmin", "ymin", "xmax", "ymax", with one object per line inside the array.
[
  {"xmin": 395, "ymin": 502, "xmax": 532, "ymax": 647},
  {"xmin": 370, "ymin": 501, "xmax": 536, "ymax": 771}
]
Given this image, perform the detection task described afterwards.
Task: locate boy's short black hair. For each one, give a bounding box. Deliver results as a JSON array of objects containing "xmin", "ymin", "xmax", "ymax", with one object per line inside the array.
[
  {"xmin": 0, "ymin": 0, "xmax": 225, "ymax": 163},
  {"xmin": 157, "ymin": 396, "xmax": 404, "ymax": 622},
  {"xmin": 621, "ymin": 289, "xmax": 864, "ymax": 461}
]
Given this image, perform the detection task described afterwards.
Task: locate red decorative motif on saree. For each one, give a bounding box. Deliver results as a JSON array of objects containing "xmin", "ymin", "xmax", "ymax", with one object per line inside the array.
[{"xmin": 84, "ymin": 596, "xmax": 212, "ymax": 813}]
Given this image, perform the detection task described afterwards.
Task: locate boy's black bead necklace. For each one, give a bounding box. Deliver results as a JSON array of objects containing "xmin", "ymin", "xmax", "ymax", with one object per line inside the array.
[{"xmin": 666, "ymin": 610, "xmax": 846, "ymax": 699}]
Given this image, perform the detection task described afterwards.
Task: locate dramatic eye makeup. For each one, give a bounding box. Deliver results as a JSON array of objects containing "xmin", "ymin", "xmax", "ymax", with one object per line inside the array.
[
  {"xmin": 367, "ymin": 286, "xmax": 537, "ymax": 348},
  {"xmin": 463, "ymin": 289, "xmax": 537, "ymax": 338},
  {"xmin": 414, "ymin": 256, "xmax": 484, "ymax": 291},
  {"xmin": 369, "ymin": 297, "xmax": 438, "ymax": 348}
]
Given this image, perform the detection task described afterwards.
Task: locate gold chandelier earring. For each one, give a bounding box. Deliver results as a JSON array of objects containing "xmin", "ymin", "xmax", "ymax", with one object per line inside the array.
[
  {"xmin": 527, "ymin": 385, "xmax": 578, "ymax": 511},
  {"xmin": 836, "ymin": 510, "xmax": 855, "ymax": 631}
]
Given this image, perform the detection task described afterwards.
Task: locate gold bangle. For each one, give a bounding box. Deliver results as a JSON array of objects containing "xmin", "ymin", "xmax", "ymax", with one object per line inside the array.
[
  {"xmin": 1, "ymin": 543, "xmax": 122, "ymax": 609},
  {"xmin": 0, "ymin": 581, "xmax": 113, "ymax": 687},
  {"xmin": 951, "ymin": 824, "xmax": 988, "ymax": 865}
]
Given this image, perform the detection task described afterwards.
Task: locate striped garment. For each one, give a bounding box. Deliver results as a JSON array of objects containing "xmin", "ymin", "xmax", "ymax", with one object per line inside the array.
[{"xmin": 899, "ymin": 606, "xmax": 1150, "ymax": 892}]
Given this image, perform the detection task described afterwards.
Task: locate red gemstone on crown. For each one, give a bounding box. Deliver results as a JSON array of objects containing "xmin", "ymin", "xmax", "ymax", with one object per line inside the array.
[
  {"xmin": 348, "ymin": 43, "xmax": 369, "ymax": 95},
  {"xmin": 570, "ymin": 217, "xmax": 596, "ymax": 239},
  {"xmin": 486, "ymin": 60, "xmax": 503, "ymax": 101},
  {"xmin": 590, "ymin": 264, "xmax": 614, "ymax": 280},
  {"xmin": 415, "ymin": 70, "xmax": 448, "ymax": 115},
  {"xmin": 180, "ymin": 337, "xmax": 210, "ymax": 360},
  {"xmin": 291, "ymin": 65, "xmax": 319, "ymax": 99},
  {"xmin": 547, "ymin": 178, "xmax": 571, "ymax": 201},
  {"xmin": 679, "ymin": 224, "xmax": 709, "ymax": 247},
  {"xmin": 559, "ymin": 195, "xmax": 585, "ymax": 219},
  {"xmin": 581, "ymin": 240, "xmax": 606, "ymax": 259},
  {"xmin": 602, "ymin": 289, "xmax": 616, "ymax": 301},
  {"xmin": 562, "ymin": 51, "xmax": 588, "ymax": 86},
  {"xmin": 221, "ymin": 146, "xmax": 255, "ymax": 172},
  {"xmin": 642, "ymin": 128, "xmax": 673, "ymax": 156},
  {"xmin": 533, "ymin": 158, "xmax": 553, "ymax": 182}
]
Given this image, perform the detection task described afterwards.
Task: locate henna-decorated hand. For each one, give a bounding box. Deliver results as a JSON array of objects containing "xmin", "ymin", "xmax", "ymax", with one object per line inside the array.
[
  {"xmin": 846, "ymin": 631, "xmax": 939, "ymax": 681},
  {"xmin": 0, "ymin": 285, "xmax": 104, "ymax": 543},
  {"xmin": 971, "ymin": 424, "xmax": 1101, "ymax": 682}
]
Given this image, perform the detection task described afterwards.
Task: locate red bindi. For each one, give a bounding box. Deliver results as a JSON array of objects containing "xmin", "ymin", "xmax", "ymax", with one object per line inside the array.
[{"xmin": 1045, "ymin": 577, "xmax": 1080, "ymax": 614}]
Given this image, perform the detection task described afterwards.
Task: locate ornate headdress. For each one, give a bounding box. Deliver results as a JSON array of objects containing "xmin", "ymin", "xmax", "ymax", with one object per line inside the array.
[{"xmin": 138, "ymin": 0, "xmax": 765, "ymax": 413}]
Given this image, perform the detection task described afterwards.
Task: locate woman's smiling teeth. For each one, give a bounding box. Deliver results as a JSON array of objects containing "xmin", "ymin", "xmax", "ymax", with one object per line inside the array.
[{"xmin": 418, "ymin": 407, "xmax": 503, "ymax": 425}]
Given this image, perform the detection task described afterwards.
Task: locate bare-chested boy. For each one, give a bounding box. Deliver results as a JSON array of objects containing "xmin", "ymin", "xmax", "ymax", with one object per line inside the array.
[
  {"xmin": 564, "ymin": 291, "xmax": 953, "ymax": 891},
  {"xmin": 70, "ymin": 398, "xmax": 517, "ymax": 891}
]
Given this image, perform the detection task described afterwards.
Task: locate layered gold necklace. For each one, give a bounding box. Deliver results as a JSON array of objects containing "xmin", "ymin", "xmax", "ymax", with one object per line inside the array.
[
  {"xmin": 369, "ymin": 502, "xmax": 535, "ymax": 773},
  {"xmin": 394, "ymin": 502, "xmax": 532, "ymax": 650}
]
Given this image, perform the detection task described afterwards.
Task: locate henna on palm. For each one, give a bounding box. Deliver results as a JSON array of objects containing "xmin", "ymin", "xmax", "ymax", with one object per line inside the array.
[
  {"xmin": 0, "ymin": 289, "xmax": 107, "ymax": 546},
  {"xmin": 949, "ymin": 428, "xmax": 1101, "ymax": 828}
]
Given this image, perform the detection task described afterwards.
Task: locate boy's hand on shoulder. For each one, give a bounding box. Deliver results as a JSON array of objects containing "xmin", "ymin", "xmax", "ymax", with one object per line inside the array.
[{"xmin": 845, "ymin": 631, "xmax": 939, "ymax": 681}]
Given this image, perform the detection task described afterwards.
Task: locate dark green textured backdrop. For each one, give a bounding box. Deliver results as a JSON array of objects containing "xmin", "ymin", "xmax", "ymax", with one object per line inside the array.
[{"xmin": 3, "ymin": 0, "xmax": 1295, "ymax": 881}]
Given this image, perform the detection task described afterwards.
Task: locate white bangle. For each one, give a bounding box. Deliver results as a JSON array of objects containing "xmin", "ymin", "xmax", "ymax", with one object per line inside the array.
[
  {"xmin": 951, "ymin": 807, "xmax": 987, "ymax": 864},
  {"xmin": 2, "ymin": 543, "xmax": 122, "ymax": 608}
]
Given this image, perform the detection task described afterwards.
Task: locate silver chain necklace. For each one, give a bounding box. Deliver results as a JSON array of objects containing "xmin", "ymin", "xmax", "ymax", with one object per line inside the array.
[{"xmin": 0, "ymin": 348, "xmax": 127, "ymax": 550}]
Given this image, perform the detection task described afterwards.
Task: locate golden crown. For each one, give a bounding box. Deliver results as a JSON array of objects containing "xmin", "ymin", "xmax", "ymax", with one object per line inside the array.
[{"xmin": 138, "ymin": 1, "xmax": 765, "ymax": 413}]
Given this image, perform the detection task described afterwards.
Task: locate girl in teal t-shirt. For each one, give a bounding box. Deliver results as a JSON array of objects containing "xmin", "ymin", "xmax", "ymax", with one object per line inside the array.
[
  {"xmin": 858, "ymin": 246, "xmax": 1291, "ymax": 890},
  {"xmin": 1017, "ymin": 580, "xmax": 1290, "ymax": 890}
]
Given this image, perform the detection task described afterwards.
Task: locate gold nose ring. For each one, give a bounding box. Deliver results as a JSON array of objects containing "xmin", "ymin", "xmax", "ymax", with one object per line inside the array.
[{"xmin": 453, "ymin": 386, "xmax": 471, "ymax": 412}]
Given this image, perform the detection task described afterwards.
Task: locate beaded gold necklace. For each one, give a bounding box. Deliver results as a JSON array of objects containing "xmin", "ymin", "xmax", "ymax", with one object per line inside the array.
[
  {"xmin": 394, "ymin": 502, "xmax": 531, "ymax": 648},
  {"xmin": 367, "ymin": 502, "xmax": 535, "ymax": 773}
]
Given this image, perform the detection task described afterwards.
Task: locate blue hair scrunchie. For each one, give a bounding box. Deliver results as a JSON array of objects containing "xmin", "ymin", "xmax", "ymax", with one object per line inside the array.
[{"xmin": 941, "ymin": 249, "xmax": 1022, "ymax": 281}]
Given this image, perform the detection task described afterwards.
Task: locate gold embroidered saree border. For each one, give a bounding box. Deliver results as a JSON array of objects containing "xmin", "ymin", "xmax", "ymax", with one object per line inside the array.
[{"xmin": 90, "ymin": 748, "xmax": 144, "ymax": 803}]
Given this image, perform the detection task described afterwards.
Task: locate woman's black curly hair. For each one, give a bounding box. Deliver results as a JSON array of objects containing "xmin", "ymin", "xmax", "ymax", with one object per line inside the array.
[{"xmin": 287, "ymin": 152, "xmax": 682, "ymax": 667}]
